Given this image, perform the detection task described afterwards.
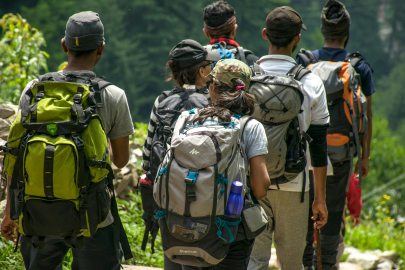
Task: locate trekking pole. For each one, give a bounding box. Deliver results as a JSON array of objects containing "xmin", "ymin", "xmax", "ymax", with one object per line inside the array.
[{"xmin": 316, "ymin": 226, "xmax": 322, "ymax": 270}]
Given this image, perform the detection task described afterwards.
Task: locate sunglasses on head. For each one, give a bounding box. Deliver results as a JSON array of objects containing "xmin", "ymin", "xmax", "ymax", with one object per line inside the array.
[
  {"xmin": 206, "ymin": 77, "xmax": 220, "ymax": 89},
  {"xmin": 201, "ymin": 61, "xmax": 217, "ymax": 70}
]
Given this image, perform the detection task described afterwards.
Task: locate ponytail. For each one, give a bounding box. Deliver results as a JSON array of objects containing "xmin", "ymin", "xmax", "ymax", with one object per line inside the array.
[{"xmin": 194, "ymin": 78, "xmax": 255, "ymax": 124}]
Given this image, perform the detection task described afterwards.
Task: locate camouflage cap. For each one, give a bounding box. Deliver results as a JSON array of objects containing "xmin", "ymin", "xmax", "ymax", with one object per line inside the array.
[{"xmin": 206, "ymin": 59, "xmax": 252, "ymax": 89}]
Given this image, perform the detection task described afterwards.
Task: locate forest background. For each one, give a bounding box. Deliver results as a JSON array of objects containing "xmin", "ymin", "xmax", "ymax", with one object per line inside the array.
[{"xmin": 1, "ymin": 0, "xmax": 405, "ymax": 267}]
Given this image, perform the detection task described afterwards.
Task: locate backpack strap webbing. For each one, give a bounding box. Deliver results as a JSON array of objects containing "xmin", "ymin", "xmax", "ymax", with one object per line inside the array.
[
  {"xmin": 250, "ymin": 63, "xmax": 265, "ymax": 77},
  {"xmin": 237, "ymin": 47, "xmax": 247, "ymax": 64},
  {"xmin": 297, "ymin": 49, "xmax": 318, "ymax": 67},
  {"xmin": 105, "ymin": 164, "xmax": 133, "ymax": 262},
  {"xmin": 345, "ymin": 52, "xmax": 374, "ymax": 73},
  {"xmin": 90, "ymin": 78, "xmax": 112, "ymax": 108},
  {"xmin": 287, "ymin": 64, "xmax": 311, "ymax": 81}
]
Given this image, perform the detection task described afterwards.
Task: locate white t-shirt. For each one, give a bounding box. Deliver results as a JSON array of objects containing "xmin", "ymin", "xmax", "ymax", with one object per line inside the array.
[{"xmin": 257, "ymin": 55, "xmax": 330, "ymax": 192}]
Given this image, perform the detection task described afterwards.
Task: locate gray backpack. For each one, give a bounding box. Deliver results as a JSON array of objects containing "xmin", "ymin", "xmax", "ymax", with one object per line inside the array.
[
  {"xmin": 248, "ymin": 64, "xmax": 312, "ymax": 202},
  {"xmin": 153, "ymin": 108, "xmax": 268, "ymax": 267}
]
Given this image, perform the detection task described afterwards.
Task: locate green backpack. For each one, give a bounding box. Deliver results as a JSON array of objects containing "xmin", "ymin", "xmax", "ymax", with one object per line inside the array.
[{"xmin": 1, "ymin": 73, "xmax": 132, "ymax": 260}]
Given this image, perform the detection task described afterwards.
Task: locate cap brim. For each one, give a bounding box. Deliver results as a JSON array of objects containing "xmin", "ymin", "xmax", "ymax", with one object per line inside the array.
[
  {"xmin": 206, "ymin": 49, "xmax": 221, "ymax": 62},
  {"xmin": 302, "ymin": 23, "xmax": 307, "ymax": 31}
]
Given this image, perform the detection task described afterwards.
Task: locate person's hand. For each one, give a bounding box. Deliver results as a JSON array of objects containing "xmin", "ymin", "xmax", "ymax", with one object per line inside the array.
[
  {"xmin": 1, "ymin": 215, "xmax": 18, "ymax": 243},
  {"xmin": 354, "ymin": 156, "xmax": 369, "ymax": 178},
  {"xmin": 312, "ymin": 201, "xmax": 328, "ymax": 229},
  {"xmin": 351, "ymin": 215, "xmax": 361, "ymax": 227}
]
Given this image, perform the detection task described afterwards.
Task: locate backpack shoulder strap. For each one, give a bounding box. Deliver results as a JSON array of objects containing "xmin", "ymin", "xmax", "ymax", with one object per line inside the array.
[
  {"xmin": 345, "ymin": 52, "xmax": 374, "ymax": 73},
  {"xmin": 158, "ymin": 88, "xmax": 181, "ymax": 103},
  {"xmin": 287, "ymin": 64, "xmax": 311, "ymax": 81},
  {"xmin": 235, "ymin": 114, "xmax": 252, "ymax": 141},
  {"xmin": 250, "ymin": 63, "xmax": 265, "ymax": 76},
  {"xmin": 297, "ymin": 49, "xmax": 318, "ymax": 67},
  {"xmin": 38, "ymin": 72, "xmax": 64, "ymax": 82},
  {"xmin": 89, "ymin": 77, "xmax": 113, "ymax": 108},
  {"xmin": 236, "ymin": 47, "xmax": 247, "ymax": 64}
]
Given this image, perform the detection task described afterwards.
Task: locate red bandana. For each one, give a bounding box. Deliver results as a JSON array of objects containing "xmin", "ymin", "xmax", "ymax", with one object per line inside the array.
[{"xmin": 209, "ymin": 36, "xmax": 240, "ymax": 48}]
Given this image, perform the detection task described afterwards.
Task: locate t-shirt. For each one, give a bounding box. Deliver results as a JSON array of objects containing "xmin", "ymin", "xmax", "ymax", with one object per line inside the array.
[
  {"xmin": 257, "ymin": 55, "xmax": 330, "ymax": 192},
  {"xmin": 241, "ymin": 118, "xmax": 268, "ymax": 168},
  {"xmin": 296, "ymin": 47, "xmax": 375, "ymax": 97},
  {"xmin": 17, "ymin": 70, "xmax": 135, "ymax": 228}
]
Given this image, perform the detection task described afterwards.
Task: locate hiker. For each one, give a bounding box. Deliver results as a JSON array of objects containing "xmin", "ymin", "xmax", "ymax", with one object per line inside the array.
[
  {"xmin": 140, "ymin": 39, "xmax": 221, "ymax": 269},
  {"xmin": 296, "ymin": 1, "xmax": 374, "ymax": 269},
  {"xmin": 155, "ymin": 59, "xmax": 270, "ymax": 270},
  {"xmin": 0, "ymin": 11, "xmax": 134, "ymax": 270},
  {"xmin": 202, "ymin": 1, "xmax": 259, "ymax": 66},
  {"xmin": 247, "ymin": 7, "xmax": 329, "ymax": 270}
]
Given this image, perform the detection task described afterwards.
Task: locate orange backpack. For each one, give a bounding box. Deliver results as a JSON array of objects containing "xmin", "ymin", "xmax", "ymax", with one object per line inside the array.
[{"xmin": 298, "ymin": 50, "xmax": 368, "ymax": 187}]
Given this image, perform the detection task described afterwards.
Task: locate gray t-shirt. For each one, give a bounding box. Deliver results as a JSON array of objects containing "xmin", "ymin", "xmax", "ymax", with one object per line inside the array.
[
  {"xmin": 19, "ymin": 70, "xmax": 135, "ymax": 140},
  {"xmin": 241, "ymin": 118, "xmax": 268, "ymax": 168}
]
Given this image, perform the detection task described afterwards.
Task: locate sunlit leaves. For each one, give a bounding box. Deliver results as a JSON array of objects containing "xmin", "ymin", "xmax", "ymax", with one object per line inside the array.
[{"xmin": 0, "ymin": 13, "xmax": 49, "ymax": 104}]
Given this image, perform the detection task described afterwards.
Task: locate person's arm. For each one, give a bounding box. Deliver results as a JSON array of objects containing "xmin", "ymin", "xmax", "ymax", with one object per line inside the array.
[
  {"xmin": 359, "ymin": 95, "xmax": 372, "ymax": 177},
  {"xmin": 312, "ymin": 166, "xmax": 328, "ymax": 229},
  {"xmin": 0, "ymin": 176, "xmax": 18, "ymax": 243},
  {"xmin": 354, "ymin": 62, "xmax": 374, "ymax": 178},
  {"xmin": 249, "ymin": 155, "xmax": 270, "ymax": 200},
  {"xmin": 110, "ymin": 136, "xmax": 130, "ymax": 169}
]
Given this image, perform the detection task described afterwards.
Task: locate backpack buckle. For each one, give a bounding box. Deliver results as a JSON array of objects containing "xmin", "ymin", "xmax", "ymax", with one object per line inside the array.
[
  {"xmin": 185, "ymin": 170, "xmax": 199, "ymax": 185},
  {"xmin": 72, "ymin": 134, "xmax": 84, "ymax": 148},
  {"xmin": 73, "ymin": 94, "xmax": 82, "ymax": 104},
  {"xmin": 35, "ymin": 92, "xmax": 45, "ymax": 102}
]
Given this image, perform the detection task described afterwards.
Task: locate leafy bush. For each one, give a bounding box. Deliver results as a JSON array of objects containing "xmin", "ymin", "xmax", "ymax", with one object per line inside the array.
[
  {"xmin": 345, "ymin": 195, "xmax": 405, "ymax": 267},
  {"xmin": 118, "ymin": 193, "xmax": 164, "ymax": 267},
  {"xmin": 0, "ymin": 13, "xmax": 48, "ymax": 104}
]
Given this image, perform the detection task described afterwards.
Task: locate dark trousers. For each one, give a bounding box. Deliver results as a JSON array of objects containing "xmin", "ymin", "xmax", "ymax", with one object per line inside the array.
[
  {"xmin": 303, "ymin": 161, "xmax": 351, "ymax": 270},
  {"xmin": 20, "ymin": 225, "xmax": 122, "ymax": 270},
  {"xmin": 164, "ymin": 239, "xmax": 254, "ymax": 270}
]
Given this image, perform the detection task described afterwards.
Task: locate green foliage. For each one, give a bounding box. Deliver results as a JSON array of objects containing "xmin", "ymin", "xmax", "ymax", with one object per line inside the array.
[
  {"xmin": 16, "ymin": 0, "xmax": 288, "ymax": 122},
  {"xmin": 361, "ymin": 117, "xmax": 405, "ymax": 217},
  {"xmin": 131, "ymin": 122, "xmax": 148, "ymax": 146},
  {"xmin": 118, "ymin": 193, "xmax": 164, "ymax": 267},
  {"xmin": 0, "ymin": 238, "xmax": 24, "ymax": 269},
  {"xmin": 0, "ymin": 13, "xmax": 48, "ymax": 104},
  {"xmin": 345, "ymin": 196, "xmax": 405, "ymax": 267}
]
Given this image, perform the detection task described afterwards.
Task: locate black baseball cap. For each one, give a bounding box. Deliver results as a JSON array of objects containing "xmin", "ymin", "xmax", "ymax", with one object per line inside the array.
[
  {"xmin": 169, "ymin": 39, "xmax": 220, "ymax": 72},
  {"xmin": 266, "ymin": 6, "xmax": 307, "ymax": 38}
]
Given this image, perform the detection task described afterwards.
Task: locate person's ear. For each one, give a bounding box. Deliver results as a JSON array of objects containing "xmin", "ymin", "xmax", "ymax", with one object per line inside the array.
[
  {"xmin": 61, "ymin": 38, "xmax": 68, "ymax": 53},
  {"xmin": 230, "ymin": 24, "xmax": 238, "ymax": 38},
  {"xmin": 97, "ymin": 42, "xmax": 105, "ymax": 56},
  {"xmin": 294, "ymin": 34, "xmax": 301, "ymax": 45},
  {"xmin": 203, "ymin": 28, "xmax": 211, "ymax": 39},
  {"xmin": 262, "ymin": 28, "xmax": 268, "ymax": 40}
]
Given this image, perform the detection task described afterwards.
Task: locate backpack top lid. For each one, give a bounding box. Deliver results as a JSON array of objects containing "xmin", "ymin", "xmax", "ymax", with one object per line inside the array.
[
  {"xmin": 248, "ymin": 66, "xmax": 305, "ymax": 124},
  {"xmin": 171, "ymin": 108, "xmax": 247, "ymax": 171}
]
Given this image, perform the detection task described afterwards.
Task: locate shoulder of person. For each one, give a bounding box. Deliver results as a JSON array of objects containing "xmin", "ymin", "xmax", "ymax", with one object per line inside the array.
[
  {"xmin": 243, "ymin": 118, "xmax": 264, "ymax": 133},
  {"xmin": 103, "ymin": 84, "xmax": 128, "ymax": 101}
]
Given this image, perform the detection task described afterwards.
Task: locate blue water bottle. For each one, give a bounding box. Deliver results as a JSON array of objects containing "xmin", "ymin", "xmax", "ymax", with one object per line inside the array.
[
  {"xmin": 225, "ymin": 181, "xmax": 244, "ymax": 215},
  {"xmin": 221, "ymin": 181, "xmax": 243, "ymax": 243}
]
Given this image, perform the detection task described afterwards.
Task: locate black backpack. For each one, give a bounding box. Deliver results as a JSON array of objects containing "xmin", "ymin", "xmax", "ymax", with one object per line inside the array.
[{"xmin": 140, "ymin": 87, "xmax": 209, "ymax": 252}]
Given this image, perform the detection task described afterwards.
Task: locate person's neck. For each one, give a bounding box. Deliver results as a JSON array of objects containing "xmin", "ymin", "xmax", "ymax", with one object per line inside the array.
[
  {"xmin": 63, "ymin": 58, "xmax": 95, "ymax": 72},
  {"xmin": 195, "ymin": 81, "xmax": 205, "ymax": 89},
  {"xmin": 268, "ymin": 46, "xmax": 292, "ymax": 57},
  {"xmin": 324, "ymin": 40, "xmax": 345, "ymax": 49},
  {"xmin": 209, "ymin": 35, "xmax": 234, "ymax": 41}
]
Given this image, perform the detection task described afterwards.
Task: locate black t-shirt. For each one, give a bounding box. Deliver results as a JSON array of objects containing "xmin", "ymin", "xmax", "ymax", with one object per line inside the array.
[{"xmin": 296, "ymin": 47, "xmax": 375, "ymax": 97}]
